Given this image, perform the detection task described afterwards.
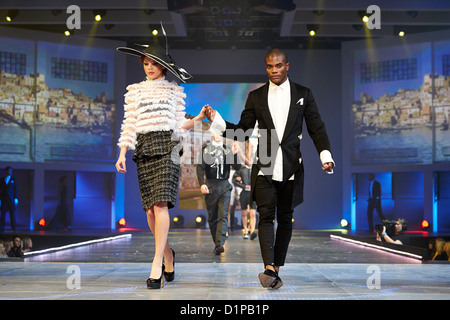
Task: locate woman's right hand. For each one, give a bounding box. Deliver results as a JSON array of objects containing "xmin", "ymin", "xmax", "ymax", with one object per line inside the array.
[{"xmin": 115, "ymin": 155, "xmax": 127, "ymax": 173}]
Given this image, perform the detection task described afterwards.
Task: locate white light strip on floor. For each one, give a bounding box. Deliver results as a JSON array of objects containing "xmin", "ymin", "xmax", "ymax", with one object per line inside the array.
[
  {"xmin": 23, "ymin": 233, "xmax": 132, "ymax": 257},
  {"xmin": 330, "ymin": 234, "xmax": 423, "ymax": 260}
]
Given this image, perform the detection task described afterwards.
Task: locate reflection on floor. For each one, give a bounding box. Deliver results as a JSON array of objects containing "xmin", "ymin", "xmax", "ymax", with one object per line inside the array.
[{"xmin": 0, "ymin": 229, "xmax": 449, "ymax": 302}]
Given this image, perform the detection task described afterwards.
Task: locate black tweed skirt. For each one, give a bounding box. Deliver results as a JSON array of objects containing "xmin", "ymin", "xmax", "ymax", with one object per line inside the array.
[{"xmin": 133, "ymin": 131, "xmax": 181, "ymax": 211}]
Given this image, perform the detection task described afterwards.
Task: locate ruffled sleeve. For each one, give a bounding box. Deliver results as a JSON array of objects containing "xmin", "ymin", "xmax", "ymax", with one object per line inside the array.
[
  {"xmin": 173, "ymin": 82, "xmax": 188, "ymax": 139},
  {"xmin": 118, "ymin": 84, "xmax": 138, "ymax": 150}
]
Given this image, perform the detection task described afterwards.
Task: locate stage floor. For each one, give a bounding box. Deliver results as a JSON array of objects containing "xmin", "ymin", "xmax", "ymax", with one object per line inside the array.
[{"xmin": 1, "ymin": 229, "xmax": 449, "ymax": 301}]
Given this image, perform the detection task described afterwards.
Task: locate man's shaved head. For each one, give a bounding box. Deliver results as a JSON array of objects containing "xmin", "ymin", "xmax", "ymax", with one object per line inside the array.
[
  {"xmin": 265, "ymin": 49, "xmax": 289, "ymax": 64},
  {"xmin": 264, "ymin": 48, "xmax": 289, "ymax": 85}
]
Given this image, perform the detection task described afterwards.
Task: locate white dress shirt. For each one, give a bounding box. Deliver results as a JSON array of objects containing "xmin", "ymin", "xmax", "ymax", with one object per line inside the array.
[
  {"xmin": 266, "ymin": 79, "xmax": 291, "ymax": 181},
  {"xmin": 210, "ymin": 78, "xmax": 334, "ymax": 181}
]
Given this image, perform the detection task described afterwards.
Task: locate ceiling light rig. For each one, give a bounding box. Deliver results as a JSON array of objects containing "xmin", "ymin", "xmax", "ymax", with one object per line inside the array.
[
  {"xmin": 357, "ymin": 10, "xmax": 369, "ymax": 23},
  {"xmin": 307, "ymin": 24, "xmax": 319, "ymax": 36},
  {"xmin": 312, "ymin": 10, "xmax": 324, "ymax": 16},
  {"xmin": 5, "ymin": 10, "xmax": 19, "ymax": 22},
  {"xmin": 407, "ymin": 10, "xmax": 418, "ymax": 18},
  {"xmin": 148, "ymin": 24, "xmax": 159, "ymax": 36},
  {"xmin": 93, "ymin": 10, "xmax": 106, "ymax": 22}
]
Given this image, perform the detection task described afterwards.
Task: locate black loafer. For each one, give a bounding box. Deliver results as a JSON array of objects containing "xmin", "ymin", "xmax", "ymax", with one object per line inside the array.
[
  {"xmin": 258, "ymin": 269, "xmax": 283, "ymax": 289},
  {"xmin": 214, "ymin": 245, "xmax": 224, "ymax": 255}
]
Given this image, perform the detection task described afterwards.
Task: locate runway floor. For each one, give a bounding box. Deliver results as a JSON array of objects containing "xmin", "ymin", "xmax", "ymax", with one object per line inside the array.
[{"xmin": 1, "ymin": 229, "xmax": 449, "ymax": 303}]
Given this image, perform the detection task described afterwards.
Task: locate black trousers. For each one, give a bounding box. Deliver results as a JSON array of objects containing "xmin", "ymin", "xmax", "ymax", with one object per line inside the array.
[
  {"xmin": 254, "ymin": 176, "xmax": 294, "ymax": 267},
  {"xmin": 0, "ymin": 200, "xmax": 16, "ymax": 232},
  {"xmin": 367, "ymin": 198, "xmax": 385, "ymax": 231},
  {"xmin": 204, "ymin": 180, "xmax": 231, "ymax": 247}
]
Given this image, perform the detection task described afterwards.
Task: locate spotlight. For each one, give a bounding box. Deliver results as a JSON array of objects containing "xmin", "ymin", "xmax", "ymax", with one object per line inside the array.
[
  {"xmin": 340, "ymin": 219, "xmax": 351, "ymax": 229},
  {"xmin": 35, "ymin": 218, "xmax": 46, "ymax": 230},
  {"xmin": 357, "ymin": 11, "xmax": 369, "ymax": 23},
  {"xmin": 307, "ymin": 24, "xmax": 319, "ymax": 36},
  {"xmin": 195, "ymin": 215, "xmax": 206, "ymax": 228},
  {"xmin": 64, "ymin": 30, "xmax": 71, "ymax": 36},
  {"xmin": 93, "ymin": 10, "xmax": 106, "ymax": 22},
  {"xmin": 117, "ymin": 218, "xmax": 127, "ymax": 227},
  {"xmin": 421, "ymin": 220, "xmax": 429, "ymax": 229},
  {"xmin": 398, "ymin": 30, "xmax": 405, "ymax": 37},
  {"xmin": 172, "ymin": 215, "xmax": 184, "ymax": 228},
  {"xmin": 5, "ymin": 10, "xmax": 19, "ymax": 22},
  {"xmin": 148, "ymin": 24, "xmax": 159, "ymax": 35}
]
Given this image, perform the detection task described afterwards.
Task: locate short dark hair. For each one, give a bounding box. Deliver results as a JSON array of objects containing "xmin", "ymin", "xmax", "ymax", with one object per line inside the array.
[{"xmin": 265, "ymin": 48, "xmax": 289, "ymax": 64}]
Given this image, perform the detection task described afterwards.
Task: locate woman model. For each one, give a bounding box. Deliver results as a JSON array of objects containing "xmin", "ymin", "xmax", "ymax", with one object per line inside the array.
[{"xmin": 115, "ymin": 41, "xmax": 205, "ymax": 289}]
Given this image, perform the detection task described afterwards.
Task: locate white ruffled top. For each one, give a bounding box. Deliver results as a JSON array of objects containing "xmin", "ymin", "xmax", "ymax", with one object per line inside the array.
[{"xmin": 117, "ymin": 76, "xmax": 187, "ymax": 150}]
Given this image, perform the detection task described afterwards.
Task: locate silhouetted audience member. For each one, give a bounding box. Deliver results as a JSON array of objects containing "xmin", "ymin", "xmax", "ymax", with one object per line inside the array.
[
  {"xmin": 431, "ymin": 237, "xmax": 448, "ymax": 261},
  {"xmin": 8, "ymin": 236, "xmax": 23, "ymax": 257},
  {"xmin": 22, "ymin": 236, "xmax": 32, "ymax": 253},
  {"xmin": 0, "ymin": 242, "xmax": 7, "ymax": 258},
  {"xmin": 444, "ymin": 241, "xmax": 450, "ymax": 261}
]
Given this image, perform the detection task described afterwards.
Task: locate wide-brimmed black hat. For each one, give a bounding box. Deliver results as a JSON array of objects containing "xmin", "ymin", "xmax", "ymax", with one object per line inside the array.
[
  {"xmin": 117, "ymin": 23, "xmax": 192, "ymax": 82},
  {"xmin": 116, "ymin": 43, "xmax": 192, "ymax": 82}
]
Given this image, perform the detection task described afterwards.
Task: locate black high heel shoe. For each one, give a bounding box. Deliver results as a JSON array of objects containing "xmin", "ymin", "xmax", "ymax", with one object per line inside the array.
[
  {"xmin": 164, "ymin": 249, "xmax": 175, "ymax": 282},
  {"xmin": 146, "ymin": 264, "xmax": 165, "ymax": 289}
]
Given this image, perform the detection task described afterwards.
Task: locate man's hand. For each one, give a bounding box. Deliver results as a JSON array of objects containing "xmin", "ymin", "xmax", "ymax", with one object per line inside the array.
[
  {"xmin": 197, "ymin": 105, "xmax": 207, "ymax": 121},
  {"xmin": 322, "ymin": 162, "xmax": 334, "ymax": 173},
  {"xmin": 204, "ymin": 105, "xmax": 216, "ymax": 122},
  {"xmin": 200, "ymin": 184, "xmax": 210, "ymax": 194}
]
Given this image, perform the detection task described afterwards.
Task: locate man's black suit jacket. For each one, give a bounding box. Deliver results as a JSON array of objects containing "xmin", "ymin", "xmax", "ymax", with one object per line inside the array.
[
  {"xmin": 369, "ymin": 180, "xmax": 381, "ymax": 200},
  {"xmin": 0, "ymin": 176, "xmax": 18, "ymax": 206},
  {"xmin": 223, "ymin": 80, "xmax": 331, "ymax": 209}
]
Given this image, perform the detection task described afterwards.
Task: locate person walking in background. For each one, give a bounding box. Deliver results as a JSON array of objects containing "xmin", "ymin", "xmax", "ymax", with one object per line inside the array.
[
  {"xmin": 367, "ymin": 173, "xmax": 385, "ymax": 232},
  {"xmin": 0, "ymin": 167, "xmax": 18, "ymax": 232},
  {"xmin": 233, "ymin": 165, "xmax": 257, "ymax": 240},
  {"xmin": 48, "ymin": 175, "xmax": 71, "ymax": 230},
  {"xmin": 233, "ymin": 140, "xmax": 258, "ymax": 241},
  {"xmin": 196, "ymin": 133, "xmax": 240, "ymax": 255}
]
